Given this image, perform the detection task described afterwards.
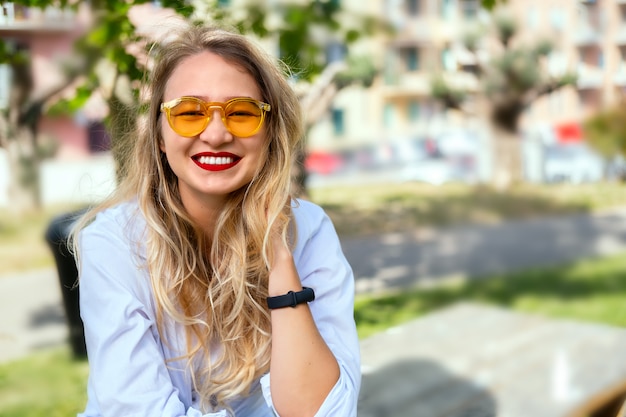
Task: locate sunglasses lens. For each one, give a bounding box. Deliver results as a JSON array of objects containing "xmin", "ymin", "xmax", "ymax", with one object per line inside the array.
[
  {"xmin": 164, "ymin": 98, "xmax": 267, "ymax": 137},
  {"xmin": 224, "ymin": 100, "xmax": 263, "ymax": 137},
  {"xmin": 168, "ymin": 100, "xmax": 208, "ymax": 137}
]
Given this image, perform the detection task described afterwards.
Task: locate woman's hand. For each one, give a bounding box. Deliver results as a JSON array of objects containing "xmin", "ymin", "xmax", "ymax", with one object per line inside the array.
[{"xmin": 266, "ymin": 206, "xmax": 340, "ymax": 417}]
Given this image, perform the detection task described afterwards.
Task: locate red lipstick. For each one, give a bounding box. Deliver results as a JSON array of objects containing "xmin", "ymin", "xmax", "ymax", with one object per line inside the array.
[{"xmin": 192, "ymin": 152, "xmax": 241, "ymax": 172}]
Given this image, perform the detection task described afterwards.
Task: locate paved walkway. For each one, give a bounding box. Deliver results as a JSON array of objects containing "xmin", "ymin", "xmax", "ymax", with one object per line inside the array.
[
  {"xmin": 343, "ymin": 206, "xmax": 626, "ymax": 294},
  {"xmin": 0, "ymin": 268, "xmax": 66, "ymax": 363},
  {"xmin": 3, "ymin": 207, "xmax": 626, "ymax": 365},
  {"xmin": 358, "ymin": 302, "xmax": 626, "ymax": 417}
]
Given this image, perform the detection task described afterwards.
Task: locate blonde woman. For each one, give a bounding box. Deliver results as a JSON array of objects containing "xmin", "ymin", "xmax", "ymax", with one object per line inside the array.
[{"xmin": 73, "ymin": 24, "xmax": 360, "ymax": 417}]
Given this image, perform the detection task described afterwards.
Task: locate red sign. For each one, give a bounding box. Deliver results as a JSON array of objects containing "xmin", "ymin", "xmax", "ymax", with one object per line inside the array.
[{"xmin": 554, "ymin": 122, "xmax": 582, "ymax": 143}]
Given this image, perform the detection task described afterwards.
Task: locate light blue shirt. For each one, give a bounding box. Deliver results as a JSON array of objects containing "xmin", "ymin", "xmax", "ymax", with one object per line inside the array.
[{"xmin": 77, "ymin": 199, "xmax": 361, "ymax": 417}]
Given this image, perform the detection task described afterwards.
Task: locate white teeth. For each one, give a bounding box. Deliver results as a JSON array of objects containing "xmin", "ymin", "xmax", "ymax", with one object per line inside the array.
[{"xmin": 198, "ymin": 156, "xmax": 234, "ymax": 165}]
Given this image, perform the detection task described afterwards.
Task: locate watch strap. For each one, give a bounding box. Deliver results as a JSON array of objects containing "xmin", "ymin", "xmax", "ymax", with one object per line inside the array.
[{"xmin": 267, "ymin": 287, "xmax": 315, "ymax": 309}]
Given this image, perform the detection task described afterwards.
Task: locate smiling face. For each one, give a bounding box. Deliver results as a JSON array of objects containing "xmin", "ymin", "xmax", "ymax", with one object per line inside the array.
[{"xmin": 159, "ymin": 51, "xmax": 268, "ymax": 215}]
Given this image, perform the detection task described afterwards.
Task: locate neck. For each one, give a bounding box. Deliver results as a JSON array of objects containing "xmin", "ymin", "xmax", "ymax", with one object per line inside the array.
[{"xmin": 179, "ymin": 190, "xmax": 226, "ymax": 237}]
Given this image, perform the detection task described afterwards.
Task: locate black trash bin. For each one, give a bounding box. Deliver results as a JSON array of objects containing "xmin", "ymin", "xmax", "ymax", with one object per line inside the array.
[{"xmin": 45, "ymin": 208, "xmax": 88, "ymax": 358}]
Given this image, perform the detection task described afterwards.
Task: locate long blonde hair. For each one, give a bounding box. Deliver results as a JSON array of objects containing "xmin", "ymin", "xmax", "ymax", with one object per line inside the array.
[{"xmin": 72, "ymin": 23, "xmax": 303, "ymax": 411}]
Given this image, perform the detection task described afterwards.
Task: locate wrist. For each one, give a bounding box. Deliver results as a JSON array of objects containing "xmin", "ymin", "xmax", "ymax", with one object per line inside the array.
[{"xmin": 267, "ymin": 287, "xmax": 315, "ymax": 309}]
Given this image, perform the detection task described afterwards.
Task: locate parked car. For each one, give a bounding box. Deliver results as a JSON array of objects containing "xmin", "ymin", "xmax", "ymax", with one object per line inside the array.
[
  {"xmin": 543, "ymin": 143, "xmax": 604, "ymax": 184},
  {"xmin": 304, "ymin": 151, "xmax": 345, "ymax": 175},
  {"xmin": 400, "ymin": 157, "xmax": 461, "ymax": 185}
]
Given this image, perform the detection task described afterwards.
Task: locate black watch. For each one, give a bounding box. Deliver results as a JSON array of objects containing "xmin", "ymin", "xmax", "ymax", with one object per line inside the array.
[{"xmin": 267, "ymin": 287, "xmax": 315, "ymax": 309}]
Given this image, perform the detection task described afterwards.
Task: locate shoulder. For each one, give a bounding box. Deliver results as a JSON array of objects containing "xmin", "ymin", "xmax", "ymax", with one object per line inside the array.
[
  {"xmin": 290, "ymin": 198, "xmax": 341, "ymax": 251},
  {"xmin": 81, "ymin": 200, "xmax": 146, "ymax": 251},
  {"xmin": 291, "ymin": 198, "xmax": 330, "ymax": 235}
]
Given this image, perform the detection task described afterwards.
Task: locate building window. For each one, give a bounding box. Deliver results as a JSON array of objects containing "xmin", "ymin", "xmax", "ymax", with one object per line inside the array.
[
  {"xmin": 440, "ymin": 0, "xmax": 454, "ymax": 19},
  {"xmin": 402, "ymin": 47, "xmax": 420, "ymax": 71},
  {"xmin": 409, "ymin": 100, "xmax": 421, "ymax": 122},
  {"xmin": 527, "ymin": 7, "xmax": 538, "ymax": 29},
  {"xmin": 332, "ymin": 109, "xmax": 345, "ymax": 136},
  {"xmin": 0, "ymin": 64, "xmax": 10, "ymax": 110},
  {"xmin": 326, "ymin": 42, "xmax": 346, "ymax": 63},
  {"xmin": 87, "ymin": 121, "xmax": 111, "ymax": 153},
  {"xmin": 442, "ymin": 47, "xmax": 455, "ymax": 71},
  {"xmin": 383, "ymin": 103, "xmax": 396, "ymax": 129},
  {"xmin": 407, "ymin": 0, "xmax": 420, "ymax": 16},
  {"xmin": 550, "ymin": 9, "xmax": 565, "ymax": 30},
  {"xmin": 461, "ymin": 0, "xmax": 479, "ymax": 19},
  {"xmin": 598, "ymin": 50, "xmax": 604, "ymax": 68}
]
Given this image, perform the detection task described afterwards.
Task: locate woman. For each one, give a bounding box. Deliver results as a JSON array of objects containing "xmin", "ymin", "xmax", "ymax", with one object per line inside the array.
[{"xmin": 72, "ymin": 24, "xmax": 360, "ymax": 417}]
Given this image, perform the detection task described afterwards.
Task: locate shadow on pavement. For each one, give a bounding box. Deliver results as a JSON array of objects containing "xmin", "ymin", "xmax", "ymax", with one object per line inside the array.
[
  {"xmin": 343, "ymin": 210, "xmax": 626, "ymax": 295},
  {"xmin": 29, "ymin": 303, "xmax": 66, "ymax": 328},
  {"xmin": 358, "ymin": 358, "xmax": 497, "ymax": 417}
]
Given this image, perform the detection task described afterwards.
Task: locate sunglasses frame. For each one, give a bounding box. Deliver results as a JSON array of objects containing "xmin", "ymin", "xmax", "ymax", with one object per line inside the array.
[{"xmin": 160, "ymin": 96, "xmax": 271, "ymax": 138}]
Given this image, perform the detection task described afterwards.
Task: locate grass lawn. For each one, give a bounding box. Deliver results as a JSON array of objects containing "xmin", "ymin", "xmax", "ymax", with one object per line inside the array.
[
  {"xmin": 0, "ymin": 348, "xmax": 89, "ymax": 417},
  {"xmin": 355, "ymin": 251, "xmax": 626, "ymax": 338},
  {"xmin": 0, "ymin": 204, "xmax": 83, "ymax": 275},
  {"xmin": 310, "ymin": 181, "xmax": 626, "ymax": 237}
]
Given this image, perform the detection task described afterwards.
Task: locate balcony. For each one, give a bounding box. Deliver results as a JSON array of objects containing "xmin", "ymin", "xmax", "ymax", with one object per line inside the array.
[
  {"xmin": 613, "ymin": 64, "xmax": 626, "ymax": 86},
  {"xmin": 382, "ymin": 70, "xmax": 478, "ymax": 98},
  {"xmin": 615, "ymin": 26, "xmax": 626, "ymax": 45},
  {"xmin": 395, "ymin": 17, "xmax": 436, "ymax": 44},
  {"xmin": 576, "ymin": 63, "xmax": 604, "ymax": 89},
  {"xmin": 614, "ymin": 71, "xmax": 626, "ymax": 86},
  {"xmin": 574, "ymin": 26, "xmax": 601, "ymax": 46},
  {"xmin": 382, "ymin": 71, "xmax": 432, "ymax": 97},
  {"xmin": 0, "ymin": 3, "xmax": 76, "ymax": 33}
]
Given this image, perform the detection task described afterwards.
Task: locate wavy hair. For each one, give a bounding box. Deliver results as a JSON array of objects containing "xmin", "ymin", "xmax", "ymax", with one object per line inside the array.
[{"xmin": 72, "ymin": 23, "xmax": 303, "ymax": 412}]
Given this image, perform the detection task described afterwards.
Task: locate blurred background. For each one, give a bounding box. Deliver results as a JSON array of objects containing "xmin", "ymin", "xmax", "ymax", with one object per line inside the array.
[
  {"xmin": 2, "ymin": 0, "xmax": 626, "ymax": 208},
  {"xmin": 2, "ymin": 0, "xmax": 626, "ymax": 416}
]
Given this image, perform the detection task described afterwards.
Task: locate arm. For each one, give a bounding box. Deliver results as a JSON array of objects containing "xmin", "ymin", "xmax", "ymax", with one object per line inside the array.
[
  {"xmin": 267, "ymin": 203, "xmax": 360, "ymax": 417},
  {"xmin": 268, "ymin": 248, "xmax": 340, "ymax": 417}
]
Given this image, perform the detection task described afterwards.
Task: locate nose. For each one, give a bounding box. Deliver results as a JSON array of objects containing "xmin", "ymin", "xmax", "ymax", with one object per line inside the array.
[{"xmin": 198, "ymin": 106, "xmax": 233, "ymax": 145}]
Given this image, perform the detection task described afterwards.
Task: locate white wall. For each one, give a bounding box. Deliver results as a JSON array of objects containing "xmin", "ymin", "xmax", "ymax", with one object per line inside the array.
[
  {"xmin": 0, "ymin": 150, "xmax": 117, "ymax": 208},
  {"xmin": 0, "ymin": 149, "xmax": 9, "ymax": 207}
]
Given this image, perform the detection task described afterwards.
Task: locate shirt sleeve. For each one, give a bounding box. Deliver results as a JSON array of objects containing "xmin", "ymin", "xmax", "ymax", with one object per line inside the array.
[
  {"xmin": 260, "ymin": 200, "xmax": 361, "ymax": 416},
  {"xmin": 78, "ymin": 211, "xmax": 226, "ymax": 417}
]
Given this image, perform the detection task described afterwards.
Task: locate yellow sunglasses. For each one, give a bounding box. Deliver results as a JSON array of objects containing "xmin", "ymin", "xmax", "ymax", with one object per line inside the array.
[{"xmin": 160, "ymin": 96, "xmax": 271, "ymax": 138}]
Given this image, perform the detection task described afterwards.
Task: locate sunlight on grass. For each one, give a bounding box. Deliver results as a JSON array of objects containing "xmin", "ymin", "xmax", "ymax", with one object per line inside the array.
[
  {"xmin": 0, "ymin": 347, "xmax": 88, "ymax": 417},
  {"xmin": 354, "ymin": 251, "xmax": 626, "ymax": 339},
  {"xmin": 0, "ymin": 204, "xmax": 84, "ymax": 276},
  {"xmin": 310, "ymin": 182, "xmax": 626, "ymax": 237}
]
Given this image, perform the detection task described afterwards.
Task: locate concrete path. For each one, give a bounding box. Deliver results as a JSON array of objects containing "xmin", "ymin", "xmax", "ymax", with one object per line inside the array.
[
  {"xmin": 343, "ymin": 206, "xmax": 626, "ymax": 295},
  {"xmin": 3, "ymin": 207, "xmax": 626, "ymax": 364},
  {"xmin": 0, "ymin": 268, "xmax": 66, "ymax": 363}
]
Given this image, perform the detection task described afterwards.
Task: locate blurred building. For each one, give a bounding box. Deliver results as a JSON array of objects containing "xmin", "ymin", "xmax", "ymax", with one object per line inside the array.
[
  {"xmin": 308, "ymin": 0, "xmax": 626, "ymax": 156},
  {"xmin": 4, "ymin": 0, "xmax": 626, "ymax": 157},
  {"xmin": 0, "ymin": 2, "xmax": 95, "ymax": 159},
  {"xmin": 1, "ymin": 0, "xmax": 625, "ymax": 206}
]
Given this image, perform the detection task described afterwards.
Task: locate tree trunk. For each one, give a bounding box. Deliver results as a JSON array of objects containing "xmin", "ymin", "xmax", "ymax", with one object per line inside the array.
[
  {"xmin": 490, "ymin": 123, "xmax": 524, "ymax": 189},
  {"xmin": 5, "ymin": 126, "xmax": 41, "ymax": 212}
]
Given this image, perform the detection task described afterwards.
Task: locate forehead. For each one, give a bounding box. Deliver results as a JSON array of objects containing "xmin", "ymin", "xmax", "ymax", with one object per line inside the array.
[{"xmin": 164, "ymin": 51, "xmax": 261, "ymax": 101}]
